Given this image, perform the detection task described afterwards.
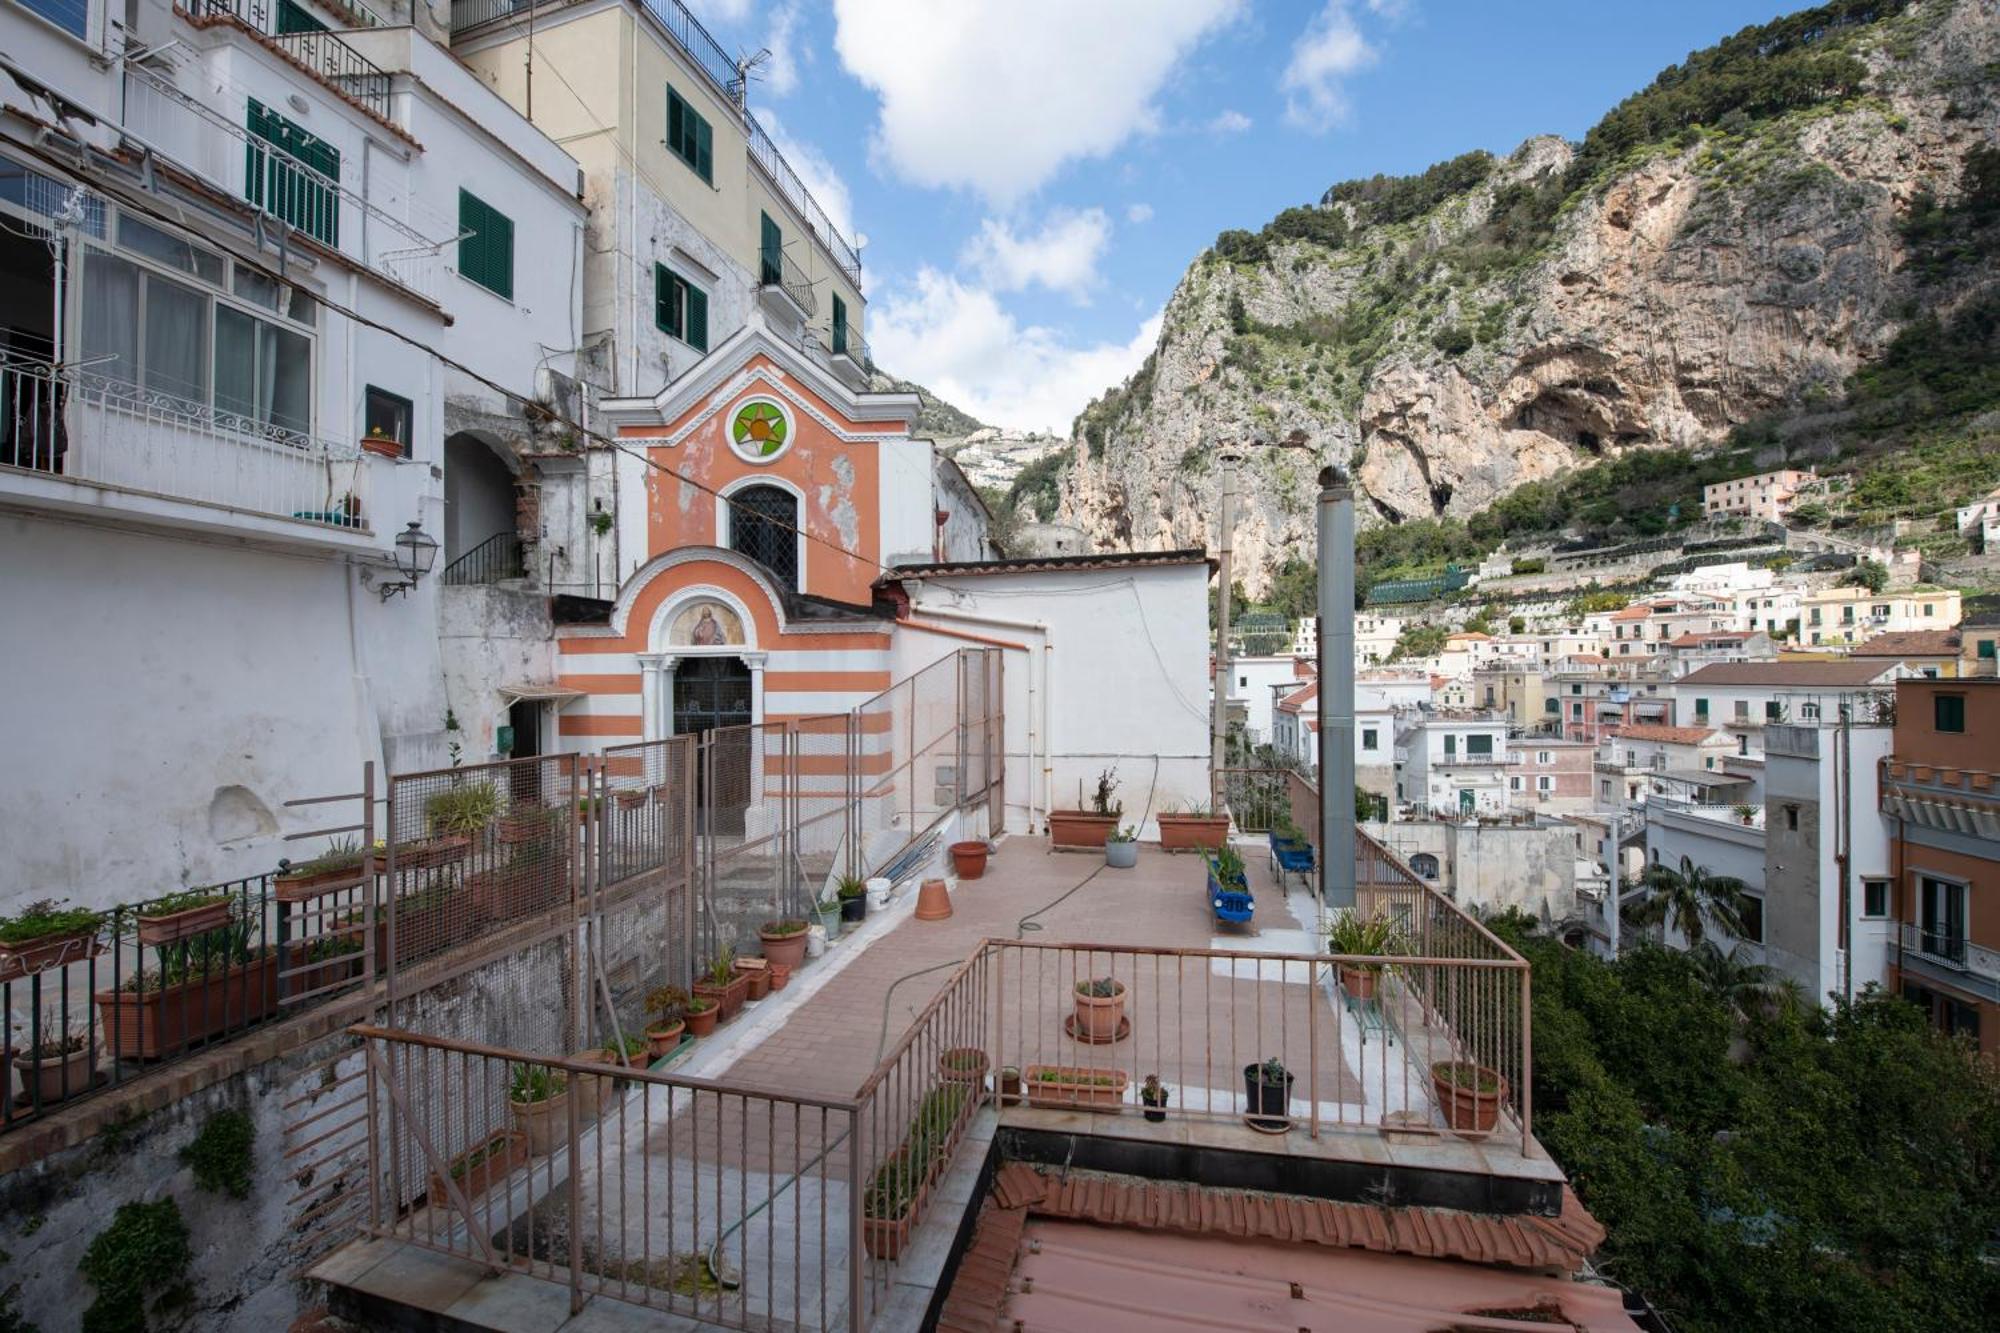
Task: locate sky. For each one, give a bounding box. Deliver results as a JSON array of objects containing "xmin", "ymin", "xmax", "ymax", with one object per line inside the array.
[{"xmin": 690, "ymin": 0, "xmax": 1807, "ymax": 435}]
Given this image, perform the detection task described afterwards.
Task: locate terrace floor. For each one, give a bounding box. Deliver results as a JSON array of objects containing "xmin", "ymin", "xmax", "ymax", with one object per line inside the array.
[{"xmin": 314, "ymin": 835, "xmax": 1559, "ymax": 1330}]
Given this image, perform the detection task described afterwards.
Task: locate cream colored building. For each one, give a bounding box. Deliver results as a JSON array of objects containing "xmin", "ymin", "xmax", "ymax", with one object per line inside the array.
[
  {"xmin": 1798, "ymin": 586, "xmax": 1961, "ymax": 648},
  {"xmin": 1703, "ymin": 468, "xmax": 1814, "ymax": 521},
  {"xmin": 450, "ymin": 0, "xmax": 868, "ymax": 398}
]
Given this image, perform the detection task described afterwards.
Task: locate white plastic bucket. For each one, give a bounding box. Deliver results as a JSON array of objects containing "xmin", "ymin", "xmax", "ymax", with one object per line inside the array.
[{"xmin": 866, "ymin": 876, "xmax": 892, "ymax": 908}]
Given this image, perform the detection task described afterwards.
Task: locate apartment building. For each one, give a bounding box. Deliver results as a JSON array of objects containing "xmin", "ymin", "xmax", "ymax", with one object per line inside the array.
[
  {"xmin": 1702, "ymin": 467, "xmax": 1813, "ymax": 521},
  {"xmin": 1394, "ymin": 710, "xmax": 1511, "ymax": 816},
  {"xmin": 1598, "ymin": 723, "xmax": 1738, "ymax": 806},
  {"xmin": 1851, "ymin": 629, "xmax": 1965, "ymax": 679},
  {"xmin": 0, "ymin": 0, "xmax": 586, "ymax": 899},
  {"xmin": 1659, "ymin": 629, "xmax": 1776, "ymax": 677},
  {"xmin": 1608, "ymin": 594, "xmax": 1734, "ymax": 660},
  {"xmin": 1504, "ymin": 739, "xmax": 1594, "ymax": 812},
  {"xmin": 1675, "ymin": 660, "xmax": 1905, "ymax": 757},
  {"xmin": 1797, "ymin": 585, "xmax": 1960, "ymax": 647},
  {"xmin": 1551, "ymin": 669, "xmax": 1674, "ymax": 743},
  {"xmin": 1474, "ymin": 665, "xmax": 1555, "ymax": 733},
  {"xmin": 1960, "ymin": 602, "xmax": 2000, "ymax": 676},
  {"xmin": 448, "ymin": 0, "xmax": 867, "ymax": 404},
  {"xmin": 1880, "ymin": 678, "xmax": 2000, "ymax": 1055}
]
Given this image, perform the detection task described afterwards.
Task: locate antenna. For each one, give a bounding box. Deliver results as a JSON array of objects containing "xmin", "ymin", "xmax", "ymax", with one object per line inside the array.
[{"xmin": 729, "ymin": 47, "xmax": 771, "ymax": 106}]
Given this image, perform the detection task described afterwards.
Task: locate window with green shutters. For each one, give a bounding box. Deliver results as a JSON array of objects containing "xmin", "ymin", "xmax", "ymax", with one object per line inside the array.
[
  {"xmin": 277, "ymin": 0, "xmax": 328, "ymax": 34},
  {"xmin": 458, "ymin": 190, "xmax": 513, "ymax": 300},
  {"xmin": 666, "ymin": 86, "xmax": 713, "ymax": 184},
  {"xmin": 245, "ymin": 100, "xmax": 338, "ymax": 247},
  {"xmin": 831, "ymin": 294, "xmax": 848, "ymax": 354},
  {"xmin": 759, "ymin": 212, "xmax": 782, "ymax": 285},
  {"xmin": 654, "ymin": 264, "xmax": 708, "ymax": 352}
]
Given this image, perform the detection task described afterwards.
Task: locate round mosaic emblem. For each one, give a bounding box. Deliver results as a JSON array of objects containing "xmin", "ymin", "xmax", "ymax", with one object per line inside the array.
[{"xmin": 729, "ymin": 398, "xmax": 792, "ymax": 463}]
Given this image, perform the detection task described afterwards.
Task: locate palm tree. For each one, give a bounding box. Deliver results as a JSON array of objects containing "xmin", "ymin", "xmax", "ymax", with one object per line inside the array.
[
  {"xmin": 1686, "ymin": 940, "xmax": 1785, "ymax": 1021},
  {"xmin": 1625, "ymin": 855, "xmax": 1753, "ymax": 948}
]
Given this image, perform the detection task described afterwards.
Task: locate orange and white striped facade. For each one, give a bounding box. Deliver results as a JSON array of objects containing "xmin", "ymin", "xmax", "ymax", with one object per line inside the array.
[{"xmin": 552, "ymin": 316, "xmax": 944, "ymax": 745}]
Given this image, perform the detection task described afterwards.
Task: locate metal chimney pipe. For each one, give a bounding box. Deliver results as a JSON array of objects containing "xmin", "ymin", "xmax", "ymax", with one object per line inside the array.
[{"xmin": 1318, "ymin": 465, "xmax": 1356, "ymax": 910}]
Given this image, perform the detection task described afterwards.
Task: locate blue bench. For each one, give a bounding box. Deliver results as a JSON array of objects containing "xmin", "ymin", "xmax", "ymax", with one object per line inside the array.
[{"xmin": 1268, "ymin": 830, "xmax": 1314, "ymax": 891}]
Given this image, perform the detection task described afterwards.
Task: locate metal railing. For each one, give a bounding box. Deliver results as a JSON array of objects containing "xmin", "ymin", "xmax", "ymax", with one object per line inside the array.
[
  {"xmin": 440, "ymin": 531, "xmax": 527, "ymax": 586},
  {"xmin": 186, "ymin": 0, "xmax": 395, "ymax": 122},
  {"xmin": 1899, "ymin": 923, "xmax": 2000, "ymax": 982},
  {"xmin": 1221, "ymin": 766, "xmax": 1293, "ymax": 834},
  {"xmin": 830, "ymin": 323, "xmax": 868, "ymax": 369},
  {"xmin": 747, "ymin": 117, "xmax": 863, "ymax": 282},
  {"xmin": 758, "ymin": 246, "xmax": 818, "ymax": 319},
  {"xmin": 0, "ymin": 869, "xmax": 375, "ymax": 1134},
  {"xmin": 0, "ymin": 352, "xmax": 372, "ymax": 533}
]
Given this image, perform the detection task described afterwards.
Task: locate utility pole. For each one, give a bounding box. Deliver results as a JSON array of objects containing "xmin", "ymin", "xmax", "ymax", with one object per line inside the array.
[
  {"xmin": 1318, "ymin": 465, "xmax": 1356, "ymax": 911},
  {"xmin": 1606, "ymin": 805, "xmax": 1621, "ymax": 958},
  {"xmin": 1211, "ymin": 449, "xmax": 1239, "ymax": 815}
]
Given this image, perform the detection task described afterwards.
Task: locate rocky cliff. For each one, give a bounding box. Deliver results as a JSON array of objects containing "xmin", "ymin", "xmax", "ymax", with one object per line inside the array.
[{"xmin": 1058, "ymin": 0, "xmax": 1999, "ymax": 594}]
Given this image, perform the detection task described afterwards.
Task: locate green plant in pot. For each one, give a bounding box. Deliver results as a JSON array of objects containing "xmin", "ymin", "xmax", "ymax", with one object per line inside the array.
[
  {"xmin": 758, "ymin": 918, "xmax": 810, "ymax": 971},
  {"xmin": 1431, "ymin": 1060, "xmax": 1506, "ymax": 1136},
  {"xmin": 836, "ymin": 875, "xmax": 868, "ymax": 924},
  {"xmin": 692, "ymin": 945, "xmax": 748, "ymax": 1020},
  {"xmin": 507, "ymin": 1062, "xmax": 569, "ymax": 1155},
  {"xmin": 1140, "ymin": 1074, "xmax": 1169, "ymax": 1123},
  {"xmin": 1207, "ymin": 845, "xmax": 1247, "ymax": 888},
  {"xmin": 604, "ymin": 1032, "xmax": 649, "ymax": 1068},
  {"xmin": 1326, "ymin": 909, "xmax": 1402, "ymax": 1002},
  {"xmin": 1104, "ymin": 826, "xmax": 1139, "ymax": 870},
  {"xmin": 1243, "ymin": 1056, "xmax": 1293, "ymax": 1131},
  {"xmin": 426, "ymin": 782, "xmax": 500, "ymax": 838},
  {"xmin": 0, "ymin": 899, "xmax": 105, "ymax": 973},
  {"xmin": 682, "ymin": 992, "xmax": 720, "ymax": 1038},
  {"xmin": 644, "ymin": 985, "xmax": 689, "ymax": 1056},
  {"xmin": 1073, "ymin": 976, "xmax": 1127, "ymax": 1041}
]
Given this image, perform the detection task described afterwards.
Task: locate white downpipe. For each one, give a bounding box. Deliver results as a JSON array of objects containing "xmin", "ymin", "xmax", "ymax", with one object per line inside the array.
[{"xmin": 904, "ymin": 601, "xmax": 1050, "ymax": 835}]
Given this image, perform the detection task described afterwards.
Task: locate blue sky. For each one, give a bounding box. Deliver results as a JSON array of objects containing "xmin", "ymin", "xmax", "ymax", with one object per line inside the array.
[{"xmin": 690, "ymin": 0, "xmax": 1803, "ymax": 433}]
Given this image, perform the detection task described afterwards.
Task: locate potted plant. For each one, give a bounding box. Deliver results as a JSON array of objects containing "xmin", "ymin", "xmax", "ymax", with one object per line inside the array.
[
  {"xmin": 135, "ymin": 888, "xmax": 235, "ymax": 948},
  {"xmin": 1431, "ymin": 1060, "xmax": 1506, "ymax": 1136},
  {"xmin": 0, "ymin": 900, "xmax": 105, "ymax": 975},
  {"xmin": 1243, "ymin": 1057, "xmax": 1293, "ymax": 1130},
  {"xmin": 614, "ymin": 785, "xmax": 650, "ymax": 811},
  {"xmin": 949, "ymin": 840, "xmax": 989, "ymax": 879},
  {"xmin": 360, "ymin": 425, "xmax": 402, "ymax": 459},
  {"xmin": 1158, "ymin": 801, "xmax": 1230, "ymax": 852},
  {"xmin": 1024, "ymin": 1065, "xmax": 1128, "ymax": 1110},
  {"xmin": 1732, "ymin": 803, "xmax": 1757, "ymax": 825},
  {"xmin": 276, "ymin": 839, "xmax": 372, "ymax": 901},
  {"xmin": 769, "ymin": 961, "xmax": 793, "ymax": 991},
  {"xmin": 429, "ymin": 1128, "xmax": 529, "ymax": 1205},
  {"xmin": 97, "ymin": 923, "xmax": 280, "ymax": 1060},
  {"xmin": 1105, "ymin": 826, "xmax": 1139, "ymax": 869},
  {"xmin": 1208, "ymin": 845, "xmax": 1248, "ymax": 890},
  {"xmin": 682, "ymin": 993, "xmax": 720, "ymax": 1038},
  {"xmin": 575, "ymin": 795, "xmax": 603, "ymax": 825},
  {"xmin": 497, "ymin": 804, "xmax": 563, "ymax": 846},
  {"xmin": 758, "ymin": 919, "xmax": 810, "ymax": 972},
  {"xmin": 14, "ymin": 1015, "xmax": 93, "ymax": 1105},
  {"xmin": 836, "ymin": 876, "xmax": 868, "ymax": 925},
  {"xmin": 861, "ymin": 1151, "xmax": 921, "ymax": 1261},
  {"xmin": 1271, "ymin": 811, "xmax": 1307, "ymax": 848},
  {"xmin": 1140, "ymin": 1074, "xmax": 1169, "ymax": 1123},
  {"xmin": 643, "ymin": 986, "xmax": 688, "ymax": 1058},
  {"xmin": 692, "ymin": 947, "xmax": 749, "ymax": 1021},
  {"xmin": 938, "ymin": 1047, "xmax": 989, "ymax": 1086},
  {"xmin": 815, "ymin": 892, "xmax": 844, "ymax": 940},
  {"xmin": 1326, "ymin": 909, "xmax": 1401, "ymax": 1002},
  {"xmin": 1049, "ymin": 768, "xmax": 1122, "ymax": 849},
  {"xmin": 734, "ymin": 955, "xmax": 771, "ymax": 1001},
  {"xmin": 427, "ymin": 782, "xmax": 500, "ymax": 840},
  {"xmin": 603, "ymin": 1032, "xmax": 649, "ymax": 1069},
  {"xmin": 508, "ymin": 1063, "xmax": 569, "ymax": 1155},
  {"xmin": 997, "ymin": 1066, "xmax": 1022, "ymax": 1106},
  {"xmin": 1073, "ymin": 976, "xmax": 1127, "ymax": 1041}
]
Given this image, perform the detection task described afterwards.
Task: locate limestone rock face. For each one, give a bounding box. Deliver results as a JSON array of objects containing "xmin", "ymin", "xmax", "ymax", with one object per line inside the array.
[{"xmin": 1056, "ymin": 1, "xmax": 1999, "ymax": 594}]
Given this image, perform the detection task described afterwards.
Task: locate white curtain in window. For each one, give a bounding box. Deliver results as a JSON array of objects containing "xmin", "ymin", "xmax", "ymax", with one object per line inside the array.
[
  {"xmin": 143, "ymin": 272, "xmax": 207, "ymax": 407},
  {"xmin": 80, "ymin": 249, "xmax": 138, "ymax": 383}
]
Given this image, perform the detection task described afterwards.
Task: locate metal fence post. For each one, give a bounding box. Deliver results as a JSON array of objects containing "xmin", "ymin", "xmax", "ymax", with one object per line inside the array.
[
  {"xmin": 848, "ymin": 1104, "xmax": 867, "ymax": 1332},
  {"xmin": 567, "ymin": 1072, "xmax": 585, "ymax": 1314},
  {"xmin": 955, "ymin": 650, "xmax": 968, "ymax": 812}
]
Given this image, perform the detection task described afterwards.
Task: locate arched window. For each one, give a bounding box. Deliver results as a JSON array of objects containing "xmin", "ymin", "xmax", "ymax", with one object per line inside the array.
[
  {"xmin": 728, "ymin": 484, "xmax": 799, "ymax": 592},
  {"xmin": 1410, "ymin": 852, "xmax": 1439, "ymax": 880}
]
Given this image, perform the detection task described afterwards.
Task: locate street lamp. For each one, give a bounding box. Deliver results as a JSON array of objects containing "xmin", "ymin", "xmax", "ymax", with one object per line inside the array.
[{"xmin": 377, "ymin": 520, "xmax": 439, "ymax": 600}]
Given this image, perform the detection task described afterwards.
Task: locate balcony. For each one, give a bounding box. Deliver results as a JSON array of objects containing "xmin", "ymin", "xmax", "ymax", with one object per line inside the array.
[
  {"xmin": 758, "ymin": 247, "xmax": 818, "ymax": 327},
  {"xmin": 183, "ymin": 0, "xmax": 395, "ymax": 123},
  {"xmin": 1879, "ymin": 757, "xmax": 2000, "ymax": 838},
  {"xmin": 829, "ymin": 324, "xmax": 871, "ymax": 389},
  {"xmin": 0, "ymin": 353, "xmax": 375, "ymax": 548},
  {"xmin": 1899, "ymin": 923, "xmax": 2000, "ymax": 1000}
]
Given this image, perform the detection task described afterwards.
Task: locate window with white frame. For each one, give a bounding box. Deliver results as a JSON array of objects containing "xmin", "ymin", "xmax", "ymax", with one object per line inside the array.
[{"xmin": 80, "ymin": 212, "xmax": 316, "ymax": 435}]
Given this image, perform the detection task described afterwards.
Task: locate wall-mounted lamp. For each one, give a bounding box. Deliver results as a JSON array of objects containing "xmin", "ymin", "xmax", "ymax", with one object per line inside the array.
[{"xmin": 377, "ymin": 520, "xmax": 439, "ymax": 600}]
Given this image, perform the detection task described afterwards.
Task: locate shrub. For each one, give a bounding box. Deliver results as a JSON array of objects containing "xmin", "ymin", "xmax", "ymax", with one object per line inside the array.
[
  {"xmin": 180, "ymin": 1109, "xmax": 255, "ymax": 1199},
  {"xmin": 79, "ymin": 1198, "xmax": 192, "ymax": 1333}
]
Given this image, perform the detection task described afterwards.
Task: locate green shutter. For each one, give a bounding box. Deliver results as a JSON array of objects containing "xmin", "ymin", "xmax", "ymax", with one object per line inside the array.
[
  {"xmin": 695, "ymin": 118, "xmax": 713, "ymax": 184},
  {"xmin": 760, "ymin": 212, "xmax": 782, "ymax": 284},
  {"xmin": 667, "ymin": 86, "xmax": 713, "ymax": 184},
  {"xmin": 654, "ymin": 264, "xmax": 680, "ymax": 337},
  {"xmin": 668, "ymin": 90, "xmax": 684, "ymax": 162},
  {"xmin": 458, "ymin": 190, "xmax": 513, "ymax": 300},
  {"xmin": 245, "ymin": 100, "xmax": 338, "ymax": 246},
  {"xmin": 831, "ymin": 294, "xmax": 847, "ymax": 353},
  {"xmin": 685, "ymin": 283, "xmax": 708, "ymax": 351},
  {"xmin": 278, "ymin": 0, "xmax": 329, "ymax": 34}
]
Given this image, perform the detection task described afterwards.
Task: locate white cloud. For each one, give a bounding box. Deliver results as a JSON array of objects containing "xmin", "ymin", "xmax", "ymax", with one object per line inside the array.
[
  {"xmin": 1126, "ymin": 202, "xmax": 1154, "ymax": 224},
  {"xmin": 870, "ymin": 268, "xmax": 1161, "ymax": 434},
  {"xmin": 761, "ymin": 2, "xmax": 803, "ymax": 98},
  {"xmin": 1208, "ymin": 108, "xmax": 1253, "ymax": 135},
  {"xmin": 692, "ymin": 0, "xmax": 753, "ymax": 23},
  {"xmin": 960, "ymin": 208, "xmax": 1111, "ymax": 300},
  {"xmin": 1281, "ymin": 1, "xmax": 1378, "ymax": 132},
  {"xmin": 832, "ymin": 0, "xmax": 1242, "ymax": 204},
  {"xmin": 756, "ymin": 111, "xmax": 858, "ymax": 254}
]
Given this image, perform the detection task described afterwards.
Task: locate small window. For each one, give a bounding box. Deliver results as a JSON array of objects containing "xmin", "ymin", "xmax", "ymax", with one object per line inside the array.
[
  {"xmin": 458, "ymin": 190, "xmax": 514, "ymax": 300},
  {"xmin": 1466, "ymin": 734, "xmax": 1493, "ymax": 757},
  {"xmin": 1738, "ymin": 894, "xmax": 1765, "ymax": 945},
  {"xmin": 1785, "ymin": 805, "xmax": 1799, "ymax": 831},
  {"xmin": 1538, "ymin": 751, "xmax": 1551, "ymax": 765},
  {"xmin": 666, "ymin": 85, "xmax": 714, "ymax": 184},
  {"xmin": 760, "ymin": 211, "xmax": 783, "ymax": 285},
  {"xmin": 1537, "ymin": 775, "xmax": 1552, "ymax": 793},
  {"xmin": 1935, "ymin": 693, "xmax": 1966, "ymax": 733},
  {"xmin": 1765, "ymin": 700, "xmax": 1782, "ymax": 721},
  {"xmin": 1923, "ymin": 603, "xmax": 1935, "ymax": 616},
  {"xmin": 1509, "ymin": 776, "xmax": 1522, "ymax": 792},
  {"xmin": 1238, "ymin": 675, "xmax": 1247, "ymax": 687},
  {"xmin": 1410, "ymin": 853, "xmax": 1439, "ymax": 880},
  {"xmin": 364, "ymin": 387, "xmax": 413, "ymax": 456},
  {"xmin": 1694, "ymin": 697, "xmax": 1709, "ymax": 719},
  {"xmin": 654, "ymin": 264, "xmax": 709, "ymax": 352},
  {"xmin": 832, "ymin": 293, "xmax": 850, "ymax": 355},
  {"xmin": 1362, "ymin": 728, "xmax": 1378, "ymax": 751},
  {"xmin": 1980, "ymin": 639, "xmax": 1997, "ymax": 661},
  {"xmin": 1862, "ymin": 878, "xmax": 1889, "ymax": 919}
]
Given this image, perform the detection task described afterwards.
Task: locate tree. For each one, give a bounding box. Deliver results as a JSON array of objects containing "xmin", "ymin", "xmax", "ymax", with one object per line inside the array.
[
  {"xmin": 1627, "ymin": 855, "xmax": 1753, "ymax": 948},
  {"xmin": 1389, "ymin": 624, "xmax": 1449, "ymax": 661},
  {"xmin": 1686, "ymin": 940, "xmax": 1786, "ymax": 1022},
  {"xmin": 1843, "ymin": 559, "xmax": 1889, "ymax": 594}
]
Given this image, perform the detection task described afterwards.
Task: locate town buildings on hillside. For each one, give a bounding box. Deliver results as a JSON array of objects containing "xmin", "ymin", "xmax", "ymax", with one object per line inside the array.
[{"xmin": 1702, "ymin": 467, "xmax": 1815, "ymax": 521}]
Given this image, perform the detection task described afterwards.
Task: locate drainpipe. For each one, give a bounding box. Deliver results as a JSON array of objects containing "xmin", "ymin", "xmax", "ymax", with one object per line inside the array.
[
  {"xmin": 900, "ymin": 601, "xmax": 1049, "ymax": 834},
  {"xmin": 1318, "ymin": 466, "xmax": 1356, "ymax": 911}
]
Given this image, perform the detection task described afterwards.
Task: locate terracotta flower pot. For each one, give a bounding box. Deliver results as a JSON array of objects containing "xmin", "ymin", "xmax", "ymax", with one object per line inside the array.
[
  {"xmin": 915, "ymin": 878, "xmax": 954, "ymax": 921},
  {"xmin": 862, "ymin": 1208, "xmax": 915, "ymax": 1261},
  {"xmin": 1338, "ymin": 963, "xmax": 1380, "ymax": 1001},
  {"xmin": 769, "ymin": 962, "xmax": 792, "ymax": 991},
  {"xmin": 684, "ymin": 1004, "xmax": 720, "ymax": 1037},
  {"xmin": 1157, "ymin": 814, "xmax": 1230, "ymax": 851},
  {"xmin": 1049, "ymin": 810, "xmax": 1117, "ymax": 849},
  {"xmin": 735, "ymin": 959, "xmax": 771, "ymax": 1001},
  {"xmin": 95, "ymin": 952, "xmax": 280, "ymax": 1060},
  {"xmin": 1431, "ymin": 1061, "xmax": 1506, "ymax": 1136},
  {"xmin": 374, "ymin": 834, "xmax": 471, "ymax": 874},
  {"xmin": 275, "ymin": 863, "xmax": 367, "ymax": 902},
  {"xmin": 1072, "ymin": 981, "xmax": 1126, "ymax": 1041},
  {"xmin": 694, "ymin": 972, "xmax": 750, "ymax": 1021},
  {"xmin": 136, "ymin": 900, "xmax": 234, "ymax": 948},
  {"xmin": 0, "ymin": 929, "xmax": 102, "ymax": 976},
  {"xmin": 939, "ymin": 1047, "xmax": 990, "ymax": 1085},
  {"xmin": 510, "ymin": 1091, "xmax": 569, "ymax": 1156},
  {"xmin": 949, "ymin": 841, "xmax": 989, "ymax": 879},
  {"xmin": 1024, "ymin": 1065, "xmax": 1127, "ymax": 1110},
  {"xmin": 644, "ymin": 1020, "xmax": 685, "ymax": 1060},
  {"xmin": 758, "ymin": 925, "xmax": 810, "ymax": 972},
  {"xmin": 18, "ymin": 1045, "xmax": 94, "ymax": 1105},
  {"xmin": 360, "ymin": 435, "xmax": 403, "ymax": 459},
  {"xmin": 430, "ymin": 1129, "xmax": 528, "ymax": 1204}
]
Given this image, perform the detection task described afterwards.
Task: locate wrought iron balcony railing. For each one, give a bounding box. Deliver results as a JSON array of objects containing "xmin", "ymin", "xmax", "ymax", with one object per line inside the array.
[{"xmin": 184, "ymin": 0, "xmax": 396, "ymax": 122}]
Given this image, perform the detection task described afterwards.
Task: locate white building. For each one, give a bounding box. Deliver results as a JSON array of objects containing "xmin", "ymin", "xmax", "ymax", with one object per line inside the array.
[
  {"xmin": 1674, "ymin": 661, "xmax": 1906, "ymax": 756},
  {"xmin": 1227, "ymin": 654, "xmax": 1310, "ymax": 746},
  {"xmin": 1394, "ymin": 711, "xmax": 1511, "ymax": 817},
  {"xmin": 0, "ymin": 0, "xmax": 586, "ymax": 902},
  {"xmin": 1954, "ymin": 485, "xmax": 2000, "ymax": 552}
]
